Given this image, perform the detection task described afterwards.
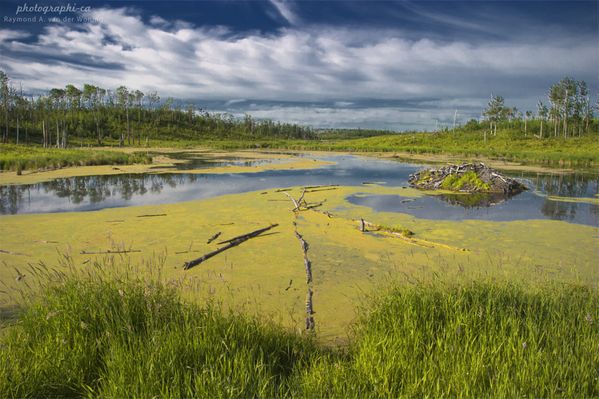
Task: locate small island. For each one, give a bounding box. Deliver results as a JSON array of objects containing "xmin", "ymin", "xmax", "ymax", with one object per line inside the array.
[{"xmin": 408, "ymin": 163, "xmax": 527, "ymax": 195}]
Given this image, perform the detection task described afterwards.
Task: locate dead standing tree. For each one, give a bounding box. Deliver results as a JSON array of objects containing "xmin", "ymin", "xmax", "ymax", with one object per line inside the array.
[{"xmin": 283, "ymin": 189, "xmax": 316, "ymax": 331}]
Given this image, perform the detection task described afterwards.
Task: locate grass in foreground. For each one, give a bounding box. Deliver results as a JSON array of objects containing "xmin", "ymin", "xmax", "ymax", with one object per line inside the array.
[
  {"xmin": 0, "ymin": 272, "xmax": 597, "ymax": 398},
  {"xmin": 0, "ymin": 144, "xmax": 151, "ymax": 172}
]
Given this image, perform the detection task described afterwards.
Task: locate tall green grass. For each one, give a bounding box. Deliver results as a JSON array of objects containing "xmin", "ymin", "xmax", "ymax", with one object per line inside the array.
[
  {"xmin": 1, "ymin": 270, "xmax": 596, "ymax": 398},
  {"xmin": 299, "ymin": 282, "xmax": 598, "ymax": 398},
  {"xmin": 0, "ymin": 144, "xmax": 151, "ymax": 172}
]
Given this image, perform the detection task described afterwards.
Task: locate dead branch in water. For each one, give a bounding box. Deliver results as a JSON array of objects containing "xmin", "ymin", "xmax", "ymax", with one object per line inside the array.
[
  {"xmin": 80, "ymin": 249, "xmax": 142, "ymax": 255},
  {"xmin": 183, "ymin": 224, "xmax": 278, "ymax": 270},
  {"xmin": 360, "ymin": 220, "xmax": 469, "ymax": 252},
  {"xmin": 305, "ymin": 187, "xmax": 338, "ymax": 193},
  {"xmin": 294, "ymin": 230, "xmax": 312, "ymax": 284},
  {"xmin": 136, "ymin": 214, "xmax": 166, "ymax": 218},
  {"xmin": 0, "ymin": 249, "xmax": 30, "ymax": 256},
  {"xmin": 305, "ymin": 288, "xmax": 315, "ymax": 331},
  {"xmin": 285, "ymin": 279, "xmax": 293, "ymax": 291},
  {"xmin": 206, "ymin": 232, "xmax": 222, "ymax": 244},
  {"xmin": 303, "ymin": 184, "xmax": 338, "ymax": 190},
  {"xmin": 304, "ymin": 201, "xmax": 325, "ymax": 210}
]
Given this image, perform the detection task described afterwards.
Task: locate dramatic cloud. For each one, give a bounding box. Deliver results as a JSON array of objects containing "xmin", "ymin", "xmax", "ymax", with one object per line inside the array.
[{"xmin": 0, "ymin": 5, "xmax": 596, "ymax": 130}]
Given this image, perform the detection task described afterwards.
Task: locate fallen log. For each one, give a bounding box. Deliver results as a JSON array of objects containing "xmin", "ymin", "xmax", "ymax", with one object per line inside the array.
[
  {"xmin": 305, "ymin": 187, "xmax": 338, "ymax": 193},
  {"xmin": 184, "ymin": 224, "xmax": 278, "ymax": 270},
  {"xmin": 303, "ymin": 184, "xmax": 338, "ymax": 190},
  {"xmin": 216, "ymin": 224, "xmax": 277, "ymax": 245}
]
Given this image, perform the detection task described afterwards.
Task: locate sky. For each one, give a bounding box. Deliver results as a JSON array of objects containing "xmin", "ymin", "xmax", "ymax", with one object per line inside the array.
[{"xmin": 0, "ymin": 0, "xmax": 597, "ymax": 131}]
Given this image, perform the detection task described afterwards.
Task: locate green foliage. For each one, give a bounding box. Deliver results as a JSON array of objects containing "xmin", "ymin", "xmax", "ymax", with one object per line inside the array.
[
  {"xmin": 0, "ymin": 71, "xmax": 316, "ymax": 146},
  {"xmin": 1, "ymin": 271, "xmax": 596, "ymax": 398},
  {"xmin": 0, "ymin": 275, "xmax": 315, "ymax": 398},
  {"xmin": 285, "ymin": 124, "xmax": 599, "ymax": 167},
  {"xmin": 441, "ymin": 171, "xmax": 491, "ymax": 192},
  {"xmin": 299, "ymin": 282, "xmax": 598, "ymax": 398},
  {"xmin": 0, "ymin": 144, "xmax": 151, "ymax": 171},
  {"xmin": 375, "ymin": 224, "xmax": 414, "ymax": 237}
]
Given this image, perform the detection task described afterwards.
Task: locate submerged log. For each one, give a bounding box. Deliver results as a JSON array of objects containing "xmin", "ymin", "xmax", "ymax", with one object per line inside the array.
[
  {"xmin": 206, "ymin": 232, "xmax": 221, "ymax": 244},
  {"xmin": 305, "ymin": 288, "xmax": 315, "ymax": 331},
  {"xmin": 183, "ymin": 224, "xmax": 278, "ymax": 270},
  {"xmin": 80, "ymin": 249, "xmax": 141, "ymax": 255}
]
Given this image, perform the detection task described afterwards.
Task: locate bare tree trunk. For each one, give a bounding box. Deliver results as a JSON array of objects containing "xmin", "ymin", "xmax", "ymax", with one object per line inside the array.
[
  {"xmin": 453, "ymin": 109, "xmax": 457, "ymax": 130},
  {"xmin": 3, "ymin": 108, "xmax": 8, "ymax": 143},
  {"xmin": 563, "ymin": 90, "xmax": 568, "ymax": 139},
  {"xmin": 585, "ymin": 116, "xmax": 589, "ymax": 135},
  {"xmin": 62, "ymin": 125, "xmax": 67, "ymax": 148},
  {"xmin": 539, "ymin": 120, "xmax": 543, "ymax": 139},
  {"xmin": 126, "ymin": 107, "xmax": 130, "ymax": 145},
  {"xmin": 16, "ymin": 117, "xmax": 19, "ymax": 144}
]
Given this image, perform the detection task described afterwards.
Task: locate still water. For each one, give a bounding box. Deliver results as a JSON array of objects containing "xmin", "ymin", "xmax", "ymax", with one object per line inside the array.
[{"xmin": 1, "ymin": 155, "xmax": 597, "ymax": 227}]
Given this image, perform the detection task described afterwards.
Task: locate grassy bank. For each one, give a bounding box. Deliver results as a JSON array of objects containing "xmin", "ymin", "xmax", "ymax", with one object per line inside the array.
[
  {"xmin": 157, "ymin": 128, "xmax": 599, "ymax": 167},
  {"xmin": 0, "ymin": 144, "xmax": 151, "ymax": 172},
  {"xmin": 1, "ymin": 271, "xmax": 596, "ymax": 398},
  {"xmin": 3, "ymin": 125, "xmax": 599, "ymax": 174}
]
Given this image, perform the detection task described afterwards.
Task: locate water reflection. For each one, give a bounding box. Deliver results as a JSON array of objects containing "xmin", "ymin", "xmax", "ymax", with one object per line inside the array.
[
  {"xmin": 0, "ymin": 174, "xmax": 200, "ymax": 214},
  {"xmin": 0, "ymin": 155, "xmax": 597, "ymax": 227}
]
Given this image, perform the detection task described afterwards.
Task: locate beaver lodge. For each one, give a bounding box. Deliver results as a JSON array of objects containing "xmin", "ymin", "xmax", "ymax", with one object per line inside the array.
[{"xmin": 408, "ymin": 163, "xmax": 527, "ymax": 206}]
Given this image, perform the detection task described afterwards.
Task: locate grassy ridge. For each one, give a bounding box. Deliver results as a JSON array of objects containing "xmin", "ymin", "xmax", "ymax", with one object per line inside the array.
[
  {"xmin": 169, "ymin": 128, "xmax": 599, "ymax": 167},
  {"xmin": 2, "ymin": 124, "xmax": 599, "ymax": 172},
  {"xmin": 1, "ymin": 272, "xmax": 596, "ymax": 398},
  {"xmin": 302, "ymin": 129, "xmax": 599, "ymax": 167},
  {"xmin": 0, "ymin": 144, "xmax": 151, "ymax": 172}
]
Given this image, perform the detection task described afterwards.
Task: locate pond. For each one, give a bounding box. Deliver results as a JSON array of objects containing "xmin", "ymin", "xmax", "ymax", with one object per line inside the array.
[{"xmin": 1, "ymin": 155, "xmax": 597, "ymax": 227}]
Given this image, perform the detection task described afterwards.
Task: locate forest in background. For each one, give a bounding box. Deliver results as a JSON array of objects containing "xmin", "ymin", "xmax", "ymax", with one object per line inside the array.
[{"xmin": 0, "ymin": 71, "xmax": 597, "ymax": 147}]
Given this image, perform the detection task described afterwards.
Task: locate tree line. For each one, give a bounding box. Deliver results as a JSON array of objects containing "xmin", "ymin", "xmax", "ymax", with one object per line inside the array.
[
  {"xmin": 483, "ymin": 77, "xmax": 597, "ymax": 139},
  {"xmin": 0, "ymin": 70, "xmax": 316, "ymax": 147}
]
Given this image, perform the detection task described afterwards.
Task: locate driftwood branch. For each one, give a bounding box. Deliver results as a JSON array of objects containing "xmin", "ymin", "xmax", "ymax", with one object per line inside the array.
[
  {"xmin": 136, "ymin": 214, "xmax": 166, "ymax": 218},
  {"xmin": 284, "ymin": 189, "xmax": 307, "ymax": 211},
  {"xmin": 295, "ymin": 231, "xmax": 312, "ymax": 284},
  {"xmin": 284, "ymin": 192, "xmax": 299, "ymax": 210},
  {"xmin": 184, "ymin": 224, "xmax": 278, "ymax": 270},
  {"xmin": 296, "ymin": 189, "xmax": 306, "ymax": 209}
]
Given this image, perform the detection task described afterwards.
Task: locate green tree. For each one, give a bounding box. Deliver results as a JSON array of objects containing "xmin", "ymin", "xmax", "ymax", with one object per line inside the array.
[{"xmin": 483, "ymin": 95, "xmax": 506, "ymax": 136}]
